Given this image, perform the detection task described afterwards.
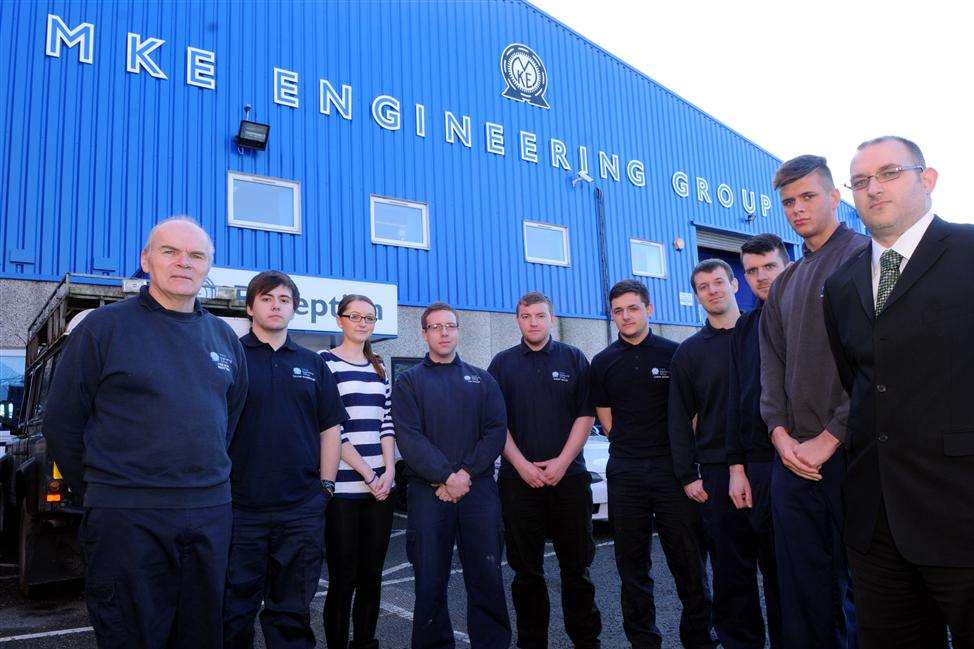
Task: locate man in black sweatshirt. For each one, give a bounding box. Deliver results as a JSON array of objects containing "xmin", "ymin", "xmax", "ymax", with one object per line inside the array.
[
  {"xmin": 725, "ymin": 234, "xmax": 790, "ymax": 649},
  {"xmin": 392, "ymin": 302, "xmax": 510, "ymax": 649},
  {"xmin": 591, "ymin": 280, "xmax": 714, "ymax": 649},
  {"xmin": 760, "ymin": 156, "xmax": 868, "ymax": 648},
  {"xmin": 668, "ymin": 259, "xmax": 748, "ymax": 648},
  {"xmin": 43, "ymin": 217, "xmax": 248, "ymax": 649}
]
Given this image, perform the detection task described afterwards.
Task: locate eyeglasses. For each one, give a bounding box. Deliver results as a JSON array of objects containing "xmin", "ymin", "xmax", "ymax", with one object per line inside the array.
[
  {"xmin": 424, "ymin": 323, "xmax": 459, "ymax": 333},
  {"xmin": 845, "ymin": 165, "xmax": 924, "ymax": 191},
  {"xmin": 339, "ymin": 313, "xmax": 377, "ymax": 324}
]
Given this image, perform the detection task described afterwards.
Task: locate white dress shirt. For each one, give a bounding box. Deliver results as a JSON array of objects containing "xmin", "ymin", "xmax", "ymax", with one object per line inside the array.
[{"xmin": 871, "ymin": 210, "xmax": 935, "ymax": 301}]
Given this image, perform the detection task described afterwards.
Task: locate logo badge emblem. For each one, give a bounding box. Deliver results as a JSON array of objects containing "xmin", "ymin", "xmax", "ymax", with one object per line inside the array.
[{"xmin": 500, "ymin": 43, "xmax": 549, "ymax": 109}]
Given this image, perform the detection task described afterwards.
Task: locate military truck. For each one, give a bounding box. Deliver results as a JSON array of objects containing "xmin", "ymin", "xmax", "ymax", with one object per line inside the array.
[{"xmin": 0, "ymin": 274, "xmax": 247, "ymax": 596}]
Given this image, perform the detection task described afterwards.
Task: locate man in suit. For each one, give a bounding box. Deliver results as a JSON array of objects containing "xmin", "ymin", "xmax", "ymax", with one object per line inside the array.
[{"xmin": 824, "ymin": 136, "xmax": 974, "ymax": 648}]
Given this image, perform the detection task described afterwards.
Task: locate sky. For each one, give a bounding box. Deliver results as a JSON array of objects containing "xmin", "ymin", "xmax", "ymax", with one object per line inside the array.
[{"xmin": 529, "ymin": 0, "xmax": 972, "ymax": 224}]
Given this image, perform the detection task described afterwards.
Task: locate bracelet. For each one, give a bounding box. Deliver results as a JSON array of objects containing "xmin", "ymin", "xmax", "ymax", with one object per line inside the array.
[
  {"xmin": 321, "ymin": 479, "xmax": 336, "ymax": 495},
  {"xmin": 365, "ymin": 473, "xmax": 378, "ymax": 485}
]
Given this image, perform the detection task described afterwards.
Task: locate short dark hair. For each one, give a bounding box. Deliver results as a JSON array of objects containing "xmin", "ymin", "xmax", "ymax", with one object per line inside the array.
[
  {"xmin": 691, "ymin": 259, "xmax": 734, "ymax": 292},
  {"xmin": 856, "ymin": 135, "xmax": 926, "ymax": 167},
  {"xmin": 741, "ymin": 233, "xmax": 790, "ymax": 264},
  {"xmin": 608, "ymin": 279, "xmax": 650, "ymax": 306},
  {"xmin": 421, "ymin": 301, "xmax": 458, "ymax": 329},
  {"xmin": 516, "ymin": 291, "xmax": 554, "ymax": 315},
  {"xmin": 773, "ymin": 154, "xmax": 835, "ymax": 190},
  {"xmin": 246, "ymin": 270, "xmax": 300, "ymax": 310}
]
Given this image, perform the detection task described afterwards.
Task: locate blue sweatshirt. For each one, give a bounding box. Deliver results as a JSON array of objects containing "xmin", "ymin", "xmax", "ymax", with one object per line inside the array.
[
  {"xmin": 43, "ymin": 286, "xmax": 249, "ymax": 508},
  {"xmin": 392, "ymin": 354, "xmax": 507, "ymax": 484}
]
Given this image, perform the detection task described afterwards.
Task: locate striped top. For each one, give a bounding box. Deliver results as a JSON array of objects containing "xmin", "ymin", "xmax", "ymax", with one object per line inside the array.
[{"xmin": 320, "ymin": 350, "xmax": 396, "ymax": 497}]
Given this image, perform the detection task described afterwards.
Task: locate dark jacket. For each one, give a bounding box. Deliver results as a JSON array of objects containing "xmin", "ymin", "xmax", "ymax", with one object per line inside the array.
[{"xmin": 824, "ymin": 216, "xmax": 974, "ymax": 567}]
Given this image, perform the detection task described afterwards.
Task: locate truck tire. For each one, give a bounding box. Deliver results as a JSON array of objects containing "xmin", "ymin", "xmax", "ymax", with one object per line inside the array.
[{"xmin": 18, "ymin": 505, "xmax": 39, "ymax": 598}]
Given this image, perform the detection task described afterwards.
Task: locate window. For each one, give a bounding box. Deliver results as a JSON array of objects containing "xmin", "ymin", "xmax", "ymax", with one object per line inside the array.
[
  {"xmin": 630, "ymin": 238, "xmax": 667, "ymax": 278},
  {"xmin": 371, "ymin": 196, "xmax": 429, "ymax": 249},
  {"xmin": 523, "ymin": 221, "xmax": 570, "ymax": 267},
  {"xmin": 227, "ymin": 171, "xmax": 301, "ymax": 234}
]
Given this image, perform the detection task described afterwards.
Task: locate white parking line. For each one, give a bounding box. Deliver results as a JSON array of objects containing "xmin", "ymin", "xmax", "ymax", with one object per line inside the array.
[
  {"xmin": 382, "ymin": 561, "xmax": 412, "ymax": 576},
  {"xmin": 0, "ymin": 627, "xmax": 93, "ymax": 643},
  {"xmin": 378, "ymin": 601, "xmax": 470, "ymax": 644},
  {"xmin": 389, "ymin": 530, "xmax": 406, "ymax": 539}
]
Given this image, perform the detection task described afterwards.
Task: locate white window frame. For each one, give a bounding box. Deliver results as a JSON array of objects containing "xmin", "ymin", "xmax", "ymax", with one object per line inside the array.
[
  {"xmin": 523, "ymin": 221, "xmax": 570, "ymax": 267},
  {"xmin": 370, "ymin": 195, "xmax": 430, "ymax": 250},
  {"xmin": 227, "ymin": 171, "xmax": 302, "ymax": 235},
  {"xmin": 630, "ymin": 238, "xmax": 667, "ymax": 279}
]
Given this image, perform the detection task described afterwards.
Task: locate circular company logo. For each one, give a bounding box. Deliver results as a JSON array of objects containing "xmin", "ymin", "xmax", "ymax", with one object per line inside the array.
[
  {"xmin": 210, "ymin": 352, "xmax": 220, "ymax": 362},
  {"xmin": 293, "ymin": 367, "xmax": 301, "ymax": 375},
  {"xmin": 651, "ymin": 367, "xmax": 660, "ymax": 376},
  {"xmin": 500, "ymin": 43, "xmax": 549, "ymax": 109},
  {"xmin": 552, "ymin": 371, "xmax": 559, "ymax": 378}
]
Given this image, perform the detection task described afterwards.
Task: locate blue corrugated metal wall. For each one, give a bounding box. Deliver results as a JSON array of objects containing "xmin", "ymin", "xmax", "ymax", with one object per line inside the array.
[{"xmin": 0, "ymin": 0, "xmax": 861, "ymax": 325}]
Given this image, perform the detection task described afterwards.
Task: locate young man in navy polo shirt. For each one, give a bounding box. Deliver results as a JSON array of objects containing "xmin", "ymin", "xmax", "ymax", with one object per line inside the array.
[
  {"xmin": 393, "ymin": 301, "xmax": 510, "ymax": 649},
  {"xmin": 488, "ymin": 291, "xmax": 602, "ymax": 649},
  {"xmin": 223, "ymin": 271, "xmax": 347, "ymax": 649},
  {"xmin": 590, "ymin": 280, "xmax": 715, "ymax": 649},
  {"xmin": 668, "ymin": 259, "xmax": 756, "ymax": 648}
]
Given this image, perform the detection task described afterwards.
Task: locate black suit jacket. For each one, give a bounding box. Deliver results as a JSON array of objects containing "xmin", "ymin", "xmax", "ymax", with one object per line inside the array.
[{"xmin": 823, "ymin": 216, "xmax": 974, "ymax": 567}]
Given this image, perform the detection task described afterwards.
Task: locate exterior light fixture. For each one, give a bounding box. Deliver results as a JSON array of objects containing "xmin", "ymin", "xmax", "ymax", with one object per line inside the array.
[{"xmin": 235, "ymin": 120, "xmax": 270, "ymax": 151}]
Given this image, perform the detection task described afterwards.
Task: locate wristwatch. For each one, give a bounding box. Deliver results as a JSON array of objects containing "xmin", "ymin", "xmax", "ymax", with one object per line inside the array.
[{"xmin": 321, "ymin": 479, "xmax": 336, "ymax": 496}]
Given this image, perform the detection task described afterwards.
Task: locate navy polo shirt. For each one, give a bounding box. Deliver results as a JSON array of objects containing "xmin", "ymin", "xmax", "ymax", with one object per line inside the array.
[
  {"xmin": 488, "ymin": 337, "xmax": 594, "ymax": 481},
  {"xmin": 668, "ymin": 320, "xmax": 735, "ymax": 486},
  {"xmin": 229, "ymin": 332, "xmax": 348, "ymax": 511},
  {"xmin": 590, "ymin": 332, "xmax": 679, "ymax": 459}
]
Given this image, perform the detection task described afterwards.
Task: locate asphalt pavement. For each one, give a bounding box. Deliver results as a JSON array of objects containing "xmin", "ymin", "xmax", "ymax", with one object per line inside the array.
[{"xmin": 0, "ymin": 515, "xmax": 757, "ymax": 648}]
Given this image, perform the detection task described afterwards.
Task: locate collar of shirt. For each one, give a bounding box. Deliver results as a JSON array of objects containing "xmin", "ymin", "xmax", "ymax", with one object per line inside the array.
[
  {"xmin": 802, "ymin": 223, "xmax": 850, "ymax": 257},
  {"xmin": 138, "ymin": 284, "xmax": 204, "ymax": 316},
  {"xmin": 617, "ymin": 330, "xmax": 654, "ymax": 349},
  {"xmin": 422, "ymin": 352, "xmax": 462, "ymax": 367},
  {"xmin": 699, "ymin": 319, "xmax": 734, "ymax": 339},
  {"xmin": 519, "ymin": 336, "xmax": 553, "ymax": 355},
  {"xmin": 870, "ymin": 209, "xmax": 935, "ymax": 300},
  {"xmin": 241, "ymin": 330, "xmax": 299, "ymax": 351}
]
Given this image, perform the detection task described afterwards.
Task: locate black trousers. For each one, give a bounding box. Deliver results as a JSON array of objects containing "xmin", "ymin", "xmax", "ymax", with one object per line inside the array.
[
  {"xmin": 80, "ymin": 503, "xmax": 232, "ymax": 649},
  {"xmin": 699, "ymin": 462, "xmax": 781, "ymax": 649},
  {"xmin": 847, "ymin": 501, "xmax": 973, "ymax": 649},
  {"xmin": 771, "ymin": 452, "xmax": 856, "ymax": 649},
  {"xmin": 606, "ymin": 455, "xmax": 715, "ymax": 649},
  {"xmin": 324, "ymin": 495, "xmax": 395, "ymax": 649},
  {"xmin": 498, "ymin": 473, "xmax": 602, "ymax": 649},
  {"xmin": 223, "ymin": 496, "xmax": 326, "ymax": 649}
]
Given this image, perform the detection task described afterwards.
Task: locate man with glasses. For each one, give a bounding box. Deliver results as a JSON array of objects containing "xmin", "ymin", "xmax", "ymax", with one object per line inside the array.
[
  {"xmin": 760, "ymin": 155, "xmax": 867, "ymax": 648},
  {"xmin": 393, "ymin": 301, "xmax": 510, "ymax": 649},
  {"xmin": 488, "ymin": 291, "xmax": 602, "ymax": 649},
  {"xmin": 824, "ymin": 136, "xmax": 974, "ymax": 648},
  {"xmin": 591, "ymin": 280, "xmax": 715, "ymax": 649}
]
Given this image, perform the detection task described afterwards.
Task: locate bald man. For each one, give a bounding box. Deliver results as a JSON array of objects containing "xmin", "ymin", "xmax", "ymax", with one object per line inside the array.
[{"xmin": 44, "ymin": 216, "xmax": 249, "ymax": 649}]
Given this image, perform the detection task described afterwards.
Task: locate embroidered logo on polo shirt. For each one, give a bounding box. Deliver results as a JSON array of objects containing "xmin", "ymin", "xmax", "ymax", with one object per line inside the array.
[
  {"xmin": 209, "ymin": 351, "xmax": 234, "ymax": 373},
  {"xmin": 292, "ymin": 367, "xmax": 317, "ymax": 382},
  {"xmin": 463, "ymin": 374, "xmax": 481, "ymax": 384},
  {"xmin": 551, "ymin": 370, "xmax": 571, "ymax": 382},
  {"xmin": 651, "ymin": 367, "xmax": 670, "ymax": 379}
]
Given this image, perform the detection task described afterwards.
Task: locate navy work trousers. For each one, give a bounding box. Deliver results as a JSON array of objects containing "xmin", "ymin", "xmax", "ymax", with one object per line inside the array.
[
  {"xmin": 80, "ymin": 503, "xmax": 233, "ymax": 649},
  {"xmin": 699, "ymin": 462, "xmax": 781, "ymax": 649},
  {"xmin": 606, "ymin": 455, "xmax": 715, "ymax": 649},
  {"xmin": 499, "ymin": 472, "xmax": 601, "ymax": 649},
  {"xmin": 406, "ymin": 477, "xmax": 510, "ymax": 649},
  {"xmin": 223, "ymin": 495, "xmax": 326, "ymax": 649},
  {"xmin": 771, "ymin": 452, "xmax": 857, "ymax": 649}
]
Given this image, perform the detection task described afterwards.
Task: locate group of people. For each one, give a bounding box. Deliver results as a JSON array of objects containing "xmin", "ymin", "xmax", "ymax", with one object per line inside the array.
[{"xmin": 41, "ymin": 134, "xmax": 971, "ymax": 649}]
